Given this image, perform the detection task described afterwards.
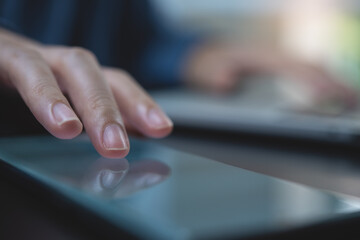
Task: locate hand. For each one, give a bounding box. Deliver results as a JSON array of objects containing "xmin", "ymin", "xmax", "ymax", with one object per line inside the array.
[
  {"xmin": 183, "ymin": 41, "xmax": 357, "ymax": 112},
  {"xmin": 0, "ymin": 28, "xmax": 173, "ymax": 158}
]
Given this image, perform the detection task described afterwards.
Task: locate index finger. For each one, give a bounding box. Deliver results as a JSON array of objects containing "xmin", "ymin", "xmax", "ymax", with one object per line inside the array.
[{"xmin": 44, "ymin": 47, "xmax": 129, "ymax": 158}]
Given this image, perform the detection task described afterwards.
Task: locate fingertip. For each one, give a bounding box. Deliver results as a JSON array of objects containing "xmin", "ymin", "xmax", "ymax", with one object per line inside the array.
[
  {"xmin": 147, "ymin": 124, "xmax": 173, "ymax": 139},
  {"xmin": 147, "ymin": 108, "xmax": 173, "ymax": 128},
  {"xmin": 90, "ymin": 123, "xmax": 131, "ymax": 159},
  {"xmin": 53, "ymin": 119, "xmax": 83, "ymax": 139},
  {"xmin": 213, "ymin": 77, "xmax": 236, "ymax": 93},
  {"xmin": 49, "ymin": 102, "xmax": 83, "ymax": 139},
  {"xmin": 98, "ymin": 148, "xmax": 130, "ymax": 159},
  {"xmin": 140, "ymin": 107, "xmax": 174, "ymax": 138},
  {"xmin": 82, "ymin": 128, "xmax": 130, "ymax": 159}
]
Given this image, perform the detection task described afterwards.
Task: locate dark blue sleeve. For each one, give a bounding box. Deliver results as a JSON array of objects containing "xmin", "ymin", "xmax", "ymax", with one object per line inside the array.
[
  {"xmin": 138, "ymin": 28, "xmax": 199, "ymax": 88},
  {"xmin": 0, "ymin": 14, "xmax": 20, "ymax": 32},
  {"xmin": 124, "ymin": 1, "xmax": 202, "ymax": 88},
  {"xmin": 0, "ymin": 0, "xmax": 202, "ymax": 88}
]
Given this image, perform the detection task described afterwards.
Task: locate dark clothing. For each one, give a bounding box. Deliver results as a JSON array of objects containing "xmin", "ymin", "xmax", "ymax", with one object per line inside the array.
[{"xmin": 0, "ymin": 0, "xmax": 197, "ymax": 88}]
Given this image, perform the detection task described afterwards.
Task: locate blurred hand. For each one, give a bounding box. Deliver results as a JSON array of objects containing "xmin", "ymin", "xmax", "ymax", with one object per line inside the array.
[
  {"xmin": 183, "ymin": 41, "xmax": 358, "ymax": 113},
  {"xmin": 0, "ymin": 28, "xmax": 173, "ymax": 158}
]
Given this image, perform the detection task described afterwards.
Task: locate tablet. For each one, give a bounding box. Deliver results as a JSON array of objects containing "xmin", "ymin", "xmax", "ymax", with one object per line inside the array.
[{"xmin": 0, "ymin": 135, "xmax": 359, "ymax": 239}]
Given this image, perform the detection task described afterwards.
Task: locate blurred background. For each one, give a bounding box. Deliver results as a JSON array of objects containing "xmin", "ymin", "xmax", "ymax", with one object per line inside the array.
[
  {"xmin": 152, "ymin": 0, "xmax": 360, "ymax": 89},
  {"xmin": 149, "ymin": 0, "xmax": 360, "ymax": 141}
]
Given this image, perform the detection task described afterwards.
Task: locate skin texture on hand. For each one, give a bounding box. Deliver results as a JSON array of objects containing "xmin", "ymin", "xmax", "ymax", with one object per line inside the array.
[
  {"xmin": 0, "ymin": 28, "xmax": 173, "ymax": 159},
  {"xmin": 183, "ymin": 41, "xmax": 358, "ymax": 113}
]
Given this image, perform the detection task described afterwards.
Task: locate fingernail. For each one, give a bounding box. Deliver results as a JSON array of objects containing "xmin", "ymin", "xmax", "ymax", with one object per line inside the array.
[
  {"xmin": 52, "ymin": 103, "xmax": 79, "ymax": 125},
  {"xmin": 103, "ymin": 124, "xmax": 128, "ymax": 150},
  {"xmin": 147, "ymin": 108, "xmax": 173, "ymax": 129},
  {"xmin": 100, "ymin": 169, "xmax": 127, "ymax": 189}
]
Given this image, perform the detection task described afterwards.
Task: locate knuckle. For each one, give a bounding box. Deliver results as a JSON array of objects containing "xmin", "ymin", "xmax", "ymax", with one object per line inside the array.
[
  {"xmin": 115, "ymin": 69, "xmax": 131, "ymax": 78},
  {"xmin": 87, "ymin": 90, "xmax": 116, "ymax": 113},
  {"xmin": 31, "ymin": 81, "xmax": 59, "ymax": 98},
  {"xmin": 114, "ymin": 69, "xmax": 134, "ymax": 82},
  {"xmin": 6, "ymin": 48, "xmax": 41, "ymax": 65},
  {"xmin": 63, "ymin": 47, "xmax": 95, "ymax": 63}
]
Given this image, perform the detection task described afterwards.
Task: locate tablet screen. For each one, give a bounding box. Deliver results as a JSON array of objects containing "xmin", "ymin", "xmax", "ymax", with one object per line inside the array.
[{"xmin": 0, "ymin": 135, "xmax": 359, "ymax": 239}]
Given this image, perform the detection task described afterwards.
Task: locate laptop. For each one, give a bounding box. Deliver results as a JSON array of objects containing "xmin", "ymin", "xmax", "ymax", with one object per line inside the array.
[{"xmin": 151, "ymin": 78, "xmax": 360, "ymax": 143}]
